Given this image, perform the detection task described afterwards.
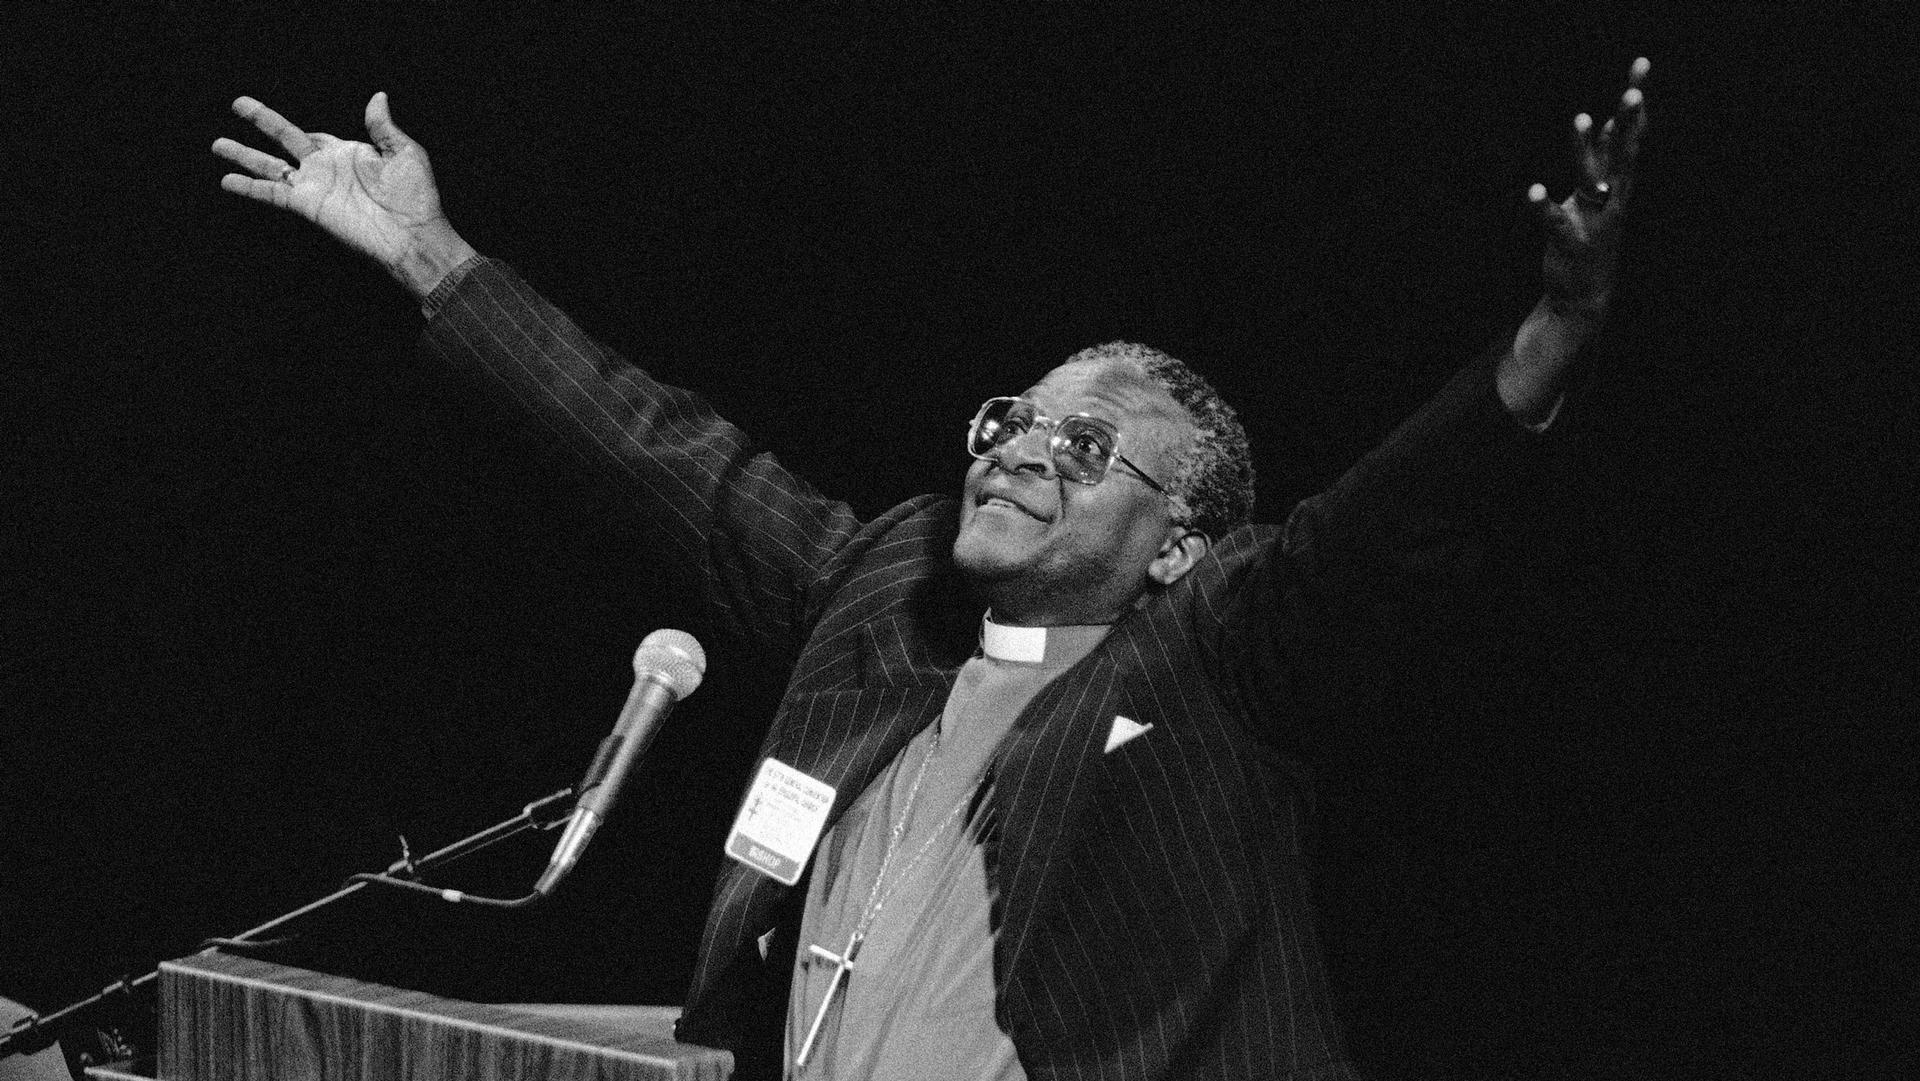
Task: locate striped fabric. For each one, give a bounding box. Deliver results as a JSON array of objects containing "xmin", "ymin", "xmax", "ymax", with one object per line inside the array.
[{"xmin": 422, "ymin": 260, "xmax": 1534, "ymax": 1081}]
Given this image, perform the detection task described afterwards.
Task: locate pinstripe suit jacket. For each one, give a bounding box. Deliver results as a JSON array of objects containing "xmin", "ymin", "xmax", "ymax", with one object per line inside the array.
[{"xmin": 423, "ymin": 260, "xmax": 1537, "ymax": 1080}]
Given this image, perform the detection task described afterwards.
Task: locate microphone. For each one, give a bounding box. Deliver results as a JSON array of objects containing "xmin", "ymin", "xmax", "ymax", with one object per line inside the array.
[{"xmin": 534, "ymin": 629, "xmax": 705, "ymax": 896}]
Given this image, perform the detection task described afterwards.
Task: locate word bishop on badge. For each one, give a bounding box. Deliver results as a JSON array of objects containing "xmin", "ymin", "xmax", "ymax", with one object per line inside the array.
[{"xmin": 725, "ymin": 757, "xmax": 837, "ymax": 885}]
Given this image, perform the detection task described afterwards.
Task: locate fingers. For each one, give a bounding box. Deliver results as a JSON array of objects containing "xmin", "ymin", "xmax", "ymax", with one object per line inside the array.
[
  {"xmin": 1625, "ymin": 55, "xmax": 1651, "ymax": 91},
  {"xmin": 1556, "ymin": 57, "xmax": 1651, "ymax": 203},
  {"xmin": 364, "ymin": 91, "xmax": 410, "ymax": 154},
  {"xmin": 218, "ymin": 172, "xmax": 295, "ymax": 209},
  {"xmin": 210, "ymin": 136, "xmax": 292, "ymax": 181},
  {"xmin": 214, "ymin": 99, "xmax": 310, "ymax": 208},
  {"xmin": 1612, "ymin": 58, "xmax": 1651, "ymax": 171},
  {"xmin": 1525, "ymin": 58, "xmax": 1650, "ymax": 251},
  {"xmin": 1572, "ymin": 111, "xmax": 1603, "ymax": 182},
  {"xmin": 1527, "ymin": 181, "xmax": 1595, "ymax": 251},
  {"xmin": 1600, "ymin": 58, "xmax": 1650, "ymax": 156},
  {"xmin": 232, "ymin": 96, "xmax": 318, "ymax": 161},
  {"xmin": 1597, "ymin": 57, "xmax": 1650, "ymax": 203},
  {"xmin": 1527, "ymin": 183, "xmax": 1569, "ymax": 234}
]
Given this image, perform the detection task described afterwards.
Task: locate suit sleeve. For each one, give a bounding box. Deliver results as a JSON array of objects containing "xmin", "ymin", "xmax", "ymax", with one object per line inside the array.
[
  {"xmin": 1206, "ymin": 340, "xmax": 1553, "ymax": 730},
  {"xmin": 418, "ymin": 258, "xmax": 863, "ymax": 659}
]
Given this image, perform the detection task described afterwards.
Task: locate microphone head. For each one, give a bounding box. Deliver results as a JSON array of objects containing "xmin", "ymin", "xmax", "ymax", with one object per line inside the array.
[{"xmin": 633, "ymin": 629, "xmax": 706, "ymax": 698}]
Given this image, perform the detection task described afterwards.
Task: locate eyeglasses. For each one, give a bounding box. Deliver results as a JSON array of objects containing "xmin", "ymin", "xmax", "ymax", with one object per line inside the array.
[{"xmin": 965, "ymin": 396, "xmax": 1172, "ymax": 496}]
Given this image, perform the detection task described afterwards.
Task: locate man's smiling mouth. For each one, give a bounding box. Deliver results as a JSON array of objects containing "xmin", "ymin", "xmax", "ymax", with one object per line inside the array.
[{"xmin": 977, "ymin": 492, "xmax": 1046, "ymax": 519}]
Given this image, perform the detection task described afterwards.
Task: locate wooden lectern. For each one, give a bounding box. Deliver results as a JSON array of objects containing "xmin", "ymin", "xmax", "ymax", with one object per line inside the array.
[{"xmin": 111, "ymin": 951, "xmax": 731, "ymax": 1081}]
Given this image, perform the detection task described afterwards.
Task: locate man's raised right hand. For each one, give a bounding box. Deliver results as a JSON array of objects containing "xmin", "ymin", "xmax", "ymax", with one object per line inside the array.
[{"xmin": 213, "ymin": 92, "xmax": 476, "ymax": 301}]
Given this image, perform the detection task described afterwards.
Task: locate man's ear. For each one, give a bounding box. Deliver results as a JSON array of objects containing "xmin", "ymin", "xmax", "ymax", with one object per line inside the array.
[{"xmin": 1146, "ymin": 526, "xmax": 1211, "ymax": 587}]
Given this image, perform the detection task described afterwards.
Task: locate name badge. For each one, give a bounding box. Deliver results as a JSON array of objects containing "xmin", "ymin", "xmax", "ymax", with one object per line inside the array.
[{"xmin": 725, "ymin": 757, "xmax": 836, "ymax": 885}]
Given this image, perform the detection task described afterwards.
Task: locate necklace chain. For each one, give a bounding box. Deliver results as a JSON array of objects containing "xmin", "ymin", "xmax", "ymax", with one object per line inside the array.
[
  {"xmin": 793, "ymin": 734, "xmax": 974, "ymax": 1074},
  {"xmin": 847, "ymin": 723, "xmax": 975, "ymax": 943},
  {"xmin": 795, "ymin": 656, "xmax": 1033, "ymax": 1071}
]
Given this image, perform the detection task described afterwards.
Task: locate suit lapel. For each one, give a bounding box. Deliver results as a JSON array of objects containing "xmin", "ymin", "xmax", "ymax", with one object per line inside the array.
[
  {"xmin": 689, "ymin": 607, "xmax": 962, "ymax": 1011},
  {"xmin": 988, "ymin": 650, "xmax": 1122, "ymax": 973},
  {"xmin": 694, "ymin": 585, "xmax": 1199, "ymax": 1010},
  {"xmin": 986, "ymin": 594, "xmax": 1197, "ymax": 977}
]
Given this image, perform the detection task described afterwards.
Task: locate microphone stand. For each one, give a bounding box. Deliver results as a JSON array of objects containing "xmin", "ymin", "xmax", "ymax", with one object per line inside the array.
[{"xmin": 0, "ymin": 787, "xmax": 574, "ymax": 1062}]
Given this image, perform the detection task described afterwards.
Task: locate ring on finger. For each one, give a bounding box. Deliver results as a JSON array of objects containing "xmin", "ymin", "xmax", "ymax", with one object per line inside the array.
[
  {"xmin": 279, "ymin": 164, "xmax": 296, "ymax": 183},
  {"xmin": 1575, "ymin": 179, "xmax": 1611, "ymax": 209}
]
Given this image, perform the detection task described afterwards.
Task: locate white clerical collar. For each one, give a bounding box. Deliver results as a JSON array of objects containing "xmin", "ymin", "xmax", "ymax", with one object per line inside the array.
[
  {"xmin": 981, "ymin": 615, "xmax": 1048, "ymax": 663},
  {"xmin": 980, "ymin": 613, "xmax": 1112, "ymax": 666}
]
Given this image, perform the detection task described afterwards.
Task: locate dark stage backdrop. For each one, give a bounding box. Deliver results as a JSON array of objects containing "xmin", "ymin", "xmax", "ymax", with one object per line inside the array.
[{"xmin": 3, "ymin": 3, "xmax": 1912, "ymax": 1079}]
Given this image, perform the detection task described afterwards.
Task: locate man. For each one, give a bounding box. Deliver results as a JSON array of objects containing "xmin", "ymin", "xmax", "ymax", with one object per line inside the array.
[{"xmin": 212, "ymin": 57, "xmax": 1649, "ymax": 1080}]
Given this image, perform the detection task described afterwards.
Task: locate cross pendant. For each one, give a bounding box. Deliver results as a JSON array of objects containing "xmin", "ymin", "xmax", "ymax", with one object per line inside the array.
[{"xmin": 794, "ymin": 930, "xmax": 863, "ymax": 1070}]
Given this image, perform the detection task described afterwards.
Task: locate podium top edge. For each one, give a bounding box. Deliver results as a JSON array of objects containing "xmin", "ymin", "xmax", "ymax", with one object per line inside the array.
[{"xmin": 158, "ymin": 952, "xmax": 727, "ymax": 1072}]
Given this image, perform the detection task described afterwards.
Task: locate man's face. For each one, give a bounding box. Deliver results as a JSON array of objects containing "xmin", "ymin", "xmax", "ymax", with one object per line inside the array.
[{"xmin": 952, "ymin": 358, "xmax": 1193, "ymax": 626}]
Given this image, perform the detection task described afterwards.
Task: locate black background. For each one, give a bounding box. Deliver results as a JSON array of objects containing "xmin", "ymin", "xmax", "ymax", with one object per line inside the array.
[{"xmin": 3, "ymin": 3, "xmax": 1913, "ymax": 1078}]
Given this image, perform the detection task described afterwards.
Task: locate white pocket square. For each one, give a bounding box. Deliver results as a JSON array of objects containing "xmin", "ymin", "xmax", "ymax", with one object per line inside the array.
[{"xmin": 1104, "ymin": 714, "xmax": 1154, "ymax": 753}]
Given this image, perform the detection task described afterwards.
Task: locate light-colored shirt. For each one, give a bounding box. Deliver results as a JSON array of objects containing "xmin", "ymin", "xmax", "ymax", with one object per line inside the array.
[{"xmin": 785, "ymin": 615, "xmax": 1112, "ymax": 1080}]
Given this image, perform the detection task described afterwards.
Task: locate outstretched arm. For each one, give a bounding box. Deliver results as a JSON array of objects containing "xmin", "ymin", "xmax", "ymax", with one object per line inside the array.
[
  {"xmin": 212, "ymin": 93, "xmax": 476, "ymax": 300},
  {"xmin": 1499, "ymin": 57, "xmax": 1651, "ymax": 423},
  {"xmin": 213, "ymin": 95, "xmax": 885, "ymax": 656},
  {"xmin": 1210, "ymin": 60, "xmax": 1658, "ymax": 721}
]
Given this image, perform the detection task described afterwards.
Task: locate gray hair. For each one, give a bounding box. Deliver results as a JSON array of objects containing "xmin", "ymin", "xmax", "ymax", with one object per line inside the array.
[{"xmin": 1064, "ymin": 341, "xmax": 1255, "ymax": 537}]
